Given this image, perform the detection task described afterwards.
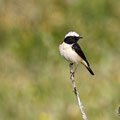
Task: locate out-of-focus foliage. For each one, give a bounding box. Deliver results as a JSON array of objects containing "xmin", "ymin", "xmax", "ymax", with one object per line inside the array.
[{"xmin": 0, "ymin": 0, "xmax": 120, "ymax": 120}]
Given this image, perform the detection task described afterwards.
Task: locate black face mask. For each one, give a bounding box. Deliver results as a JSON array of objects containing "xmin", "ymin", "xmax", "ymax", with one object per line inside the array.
[{"xmin": 64, "ymin": 36, "xmax": 83, "ymax": 44}]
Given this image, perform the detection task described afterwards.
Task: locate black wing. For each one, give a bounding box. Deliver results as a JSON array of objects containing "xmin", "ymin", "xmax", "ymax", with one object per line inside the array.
[
  {"xmin": 72, "ymin": 43, "xmax": 94, "ymax": 75},
  {"xmin": 72, "ymin": 43, "xmax": 89, "ymax": 66}
]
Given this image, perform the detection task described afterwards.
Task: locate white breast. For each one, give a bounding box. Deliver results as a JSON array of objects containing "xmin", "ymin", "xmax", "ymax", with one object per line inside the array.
[{"xmin": 59, "ymin": 42, "xmax": 82, "ymax": 64}]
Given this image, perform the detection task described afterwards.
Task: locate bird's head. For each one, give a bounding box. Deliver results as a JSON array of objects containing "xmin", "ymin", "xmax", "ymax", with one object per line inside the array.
[{"xmin": 64, "ymin": 32, "xmax": 83, "ymax": 44}]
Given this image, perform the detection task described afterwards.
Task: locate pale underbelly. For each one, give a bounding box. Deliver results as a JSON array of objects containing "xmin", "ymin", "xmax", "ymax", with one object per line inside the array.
[{"xmin": 59, "ymin": 45, "xmax": 82, "ymax": 64}]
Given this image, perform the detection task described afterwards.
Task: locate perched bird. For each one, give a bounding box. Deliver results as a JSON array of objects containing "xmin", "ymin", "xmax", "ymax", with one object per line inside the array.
[{"xmin": 59, "ymin": 31, "xmax": 94, "ymax": 75}]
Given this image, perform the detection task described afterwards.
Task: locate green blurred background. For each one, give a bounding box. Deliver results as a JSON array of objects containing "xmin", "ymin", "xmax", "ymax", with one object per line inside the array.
[{"xmin": 0, "ymin": 0, "xmax": 120, "ymax": 120}]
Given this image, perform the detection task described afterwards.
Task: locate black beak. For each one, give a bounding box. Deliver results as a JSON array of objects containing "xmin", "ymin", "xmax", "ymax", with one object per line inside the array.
[{"xmin": 79, "ymin": 36, "xmax": 83, "ymax": 39}]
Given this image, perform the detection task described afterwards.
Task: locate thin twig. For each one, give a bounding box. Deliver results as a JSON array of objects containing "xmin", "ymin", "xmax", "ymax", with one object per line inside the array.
[{"xmin": 69, "ymin": 63, "xmax": 88, "ymax": 120}]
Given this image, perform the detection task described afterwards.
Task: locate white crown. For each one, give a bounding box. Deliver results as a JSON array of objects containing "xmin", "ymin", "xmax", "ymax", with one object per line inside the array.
[{"xmin": 65, "ymin": 31, "xmax": 79, "ymax": 38}]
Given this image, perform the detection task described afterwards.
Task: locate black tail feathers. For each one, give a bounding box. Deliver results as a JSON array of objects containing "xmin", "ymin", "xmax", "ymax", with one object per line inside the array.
[{"xmin": 86, "ymin": 66, "xmax": 94, "ymax": 75}]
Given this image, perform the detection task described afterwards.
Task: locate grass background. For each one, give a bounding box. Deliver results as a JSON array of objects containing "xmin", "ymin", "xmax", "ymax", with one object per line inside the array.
[{"xmin": 0, "ymin": 0, "xmax": 120, "ymax": 120}]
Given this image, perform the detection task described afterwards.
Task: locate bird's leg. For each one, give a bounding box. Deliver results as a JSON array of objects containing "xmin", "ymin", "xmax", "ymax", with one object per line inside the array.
[
  {"xmin": 69, "ymin": 63, "xmax": 73, "ymax": 71},
  {"xmin": 69, "ymin": 63, "xmax": 74, "ymax": 74},
  {"xmin": 73, "ymin": 64, "xmax": 78, "ymax": 75},
  {"xmin": 69, "ymin": 63, "xmax": 78, "ymax": 77}
]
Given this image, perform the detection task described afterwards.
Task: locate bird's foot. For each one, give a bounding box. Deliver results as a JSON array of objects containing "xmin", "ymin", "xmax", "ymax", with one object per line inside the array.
[{"xmin": 70, "ymin": 72, "xmax": 75, "ymax": 77}]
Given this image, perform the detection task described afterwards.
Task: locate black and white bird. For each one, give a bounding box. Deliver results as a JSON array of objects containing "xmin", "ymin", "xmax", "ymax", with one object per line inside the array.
[{"xmin": 59, "ymin": 31, "xmax": 94, "ymax": 75}]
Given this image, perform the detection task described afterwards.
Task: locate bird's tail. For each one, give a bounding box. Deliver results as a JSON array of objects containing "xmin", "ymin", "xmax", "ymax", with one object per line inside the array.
[
  {"xmin": 82, "ymin": 61, "xmax": 95, "ymax": 75},
  {"xmin": 86, "ymin": 66, "xmax": 94, "ymax": 75}
]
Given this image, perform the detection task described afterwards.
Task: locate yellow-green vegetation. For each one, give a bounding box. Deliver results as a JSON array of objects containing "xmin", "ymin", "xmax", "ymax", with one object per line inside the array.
[{"xmin": 0, "ymin": 0, "xmax": 120, "ymax": 120}]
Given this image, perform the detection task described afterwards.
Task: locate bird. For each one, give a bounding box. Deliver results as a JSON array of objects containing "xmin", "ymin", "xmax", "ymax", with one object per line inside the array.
[{"xmin": 59, "ymin": 31, "xmax": 94, "ymax": 75}]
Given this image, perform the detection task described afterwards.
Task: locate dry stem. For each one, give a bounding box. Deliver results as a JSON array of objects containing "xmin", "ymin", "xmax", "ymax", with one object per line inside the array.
[{"xmin": 69, "ymin": 63, "xmax": 88, "ymax": 120}]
